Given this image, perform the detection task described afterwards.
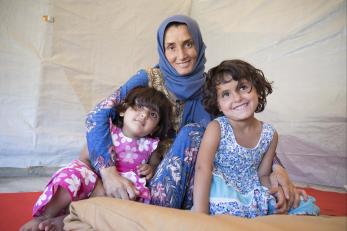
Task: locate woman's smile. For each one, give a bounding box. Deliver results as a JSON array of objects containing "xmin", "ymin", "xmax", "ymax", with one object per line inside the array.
[{"xmin": 164, "ymin": 24, "xmax": 197, "ymax": 76}]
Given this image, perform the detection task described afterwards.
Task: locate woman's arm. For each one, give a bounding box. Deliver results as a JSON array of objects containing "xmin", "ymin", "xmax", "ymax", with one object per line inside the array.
[
  {"xmin": 271, "ymin": 164, "xmax": 308, "ymax": 211},
  {"xmin": 86, "ymin": 69, "xmax": 149, "ymax": 173},
  {"xmin": 193, "ymin": 121, "xmax": 220, "ymax": 214},
  {"xmin": 85, "ymin": 70, "xmax": 149, "ymax": 198},
  {"xmin": 85, "ymin": 90, "xmax": 120, "ymax": 172}
]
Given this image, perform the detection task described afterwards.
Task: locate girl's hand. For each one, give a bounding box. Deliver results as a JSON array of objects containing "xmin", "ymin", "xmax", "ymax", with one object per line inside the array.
[
  {"xmin": 100, "ymin": 166, "xmax": 139, "ymax": 200},
  {"xmin": 137, "ymin": 164, "xmax": 154, "ymax": 180}
]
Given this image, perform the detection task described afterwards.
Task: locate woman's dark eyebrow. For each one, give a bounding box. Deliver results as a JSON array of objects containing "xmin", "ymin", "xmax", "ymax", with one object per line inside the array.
[
  {"xmin": 164, "ymin": 42, "xmax": 175, "ymax": 47},
  {"xmin": 183, "ymin": 39, "xmax": 194, "ymax": 44},
  {"xmin": 165, "ymin": 38, "xmax": 194, "ymax": 46}
]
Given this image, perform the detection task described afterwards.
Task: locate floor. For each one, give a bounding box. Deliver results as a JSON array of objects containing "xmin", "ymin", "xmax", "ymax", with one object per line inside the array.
[{"xmin": 0, "ymin": 167, "xmax": 59, "ymax": 193}]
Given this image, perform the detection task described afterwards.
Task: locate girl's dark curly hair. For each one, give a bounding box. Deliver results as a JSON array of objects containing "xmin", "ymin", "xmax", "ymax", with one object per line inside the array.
[
  {"xmin": 203, "ymin": 59, "xmax": 273, "ymax": 116},
  {"xmin": 112, "ymin": 87, "xmax": 172, "ymax": 140}
]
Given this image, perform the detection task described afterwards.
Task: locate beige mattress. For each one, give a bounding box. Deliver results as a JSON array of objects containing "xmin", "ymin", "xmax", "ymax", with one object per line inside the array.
[{"xmin": 64, "ymin": 197, "xmax": 346, "ymax": 231}]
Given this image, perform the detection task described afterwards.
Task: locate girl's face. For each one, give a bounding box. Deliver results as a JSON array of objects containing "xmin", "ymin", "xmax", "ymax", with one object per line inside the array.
[
  {"xmin": 121, "ymin": 104, "xmax": 160, "ymax": 139},
  {"xmin": 216, "ymin": 75, "xmax": 259, "ymax": 122},
  {"xmin": 164, "ymin": 24, "xmax": 198, "ymax": 76}
]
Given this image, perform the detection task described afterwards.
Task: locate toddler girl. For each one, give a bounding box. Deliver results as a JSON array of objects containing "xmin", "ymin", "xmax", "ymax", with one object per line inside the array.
[{"xmin": 20, "ymin": 87, "xmax": 172, "ymax": 230}]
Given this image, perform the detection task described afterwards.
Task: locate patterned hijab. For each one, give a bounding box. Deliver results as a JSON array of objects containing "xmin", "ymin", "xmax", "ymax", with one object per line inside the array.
[{"xmin": 156, "ymin": 15, "xmax": 206, "ymax": 100}]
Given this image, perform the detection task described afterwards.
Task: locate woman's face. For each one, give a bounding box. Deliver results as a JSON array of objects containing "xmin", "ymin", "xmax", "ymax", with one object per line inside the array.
[{"xmin": 164, "ymin": 24, "xmax": 198, "ymax": 76}]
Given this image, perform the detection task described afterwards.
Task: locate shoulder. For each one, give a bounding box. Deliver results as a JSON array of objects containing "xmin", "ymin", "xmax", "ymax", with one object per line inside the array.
[
  {"xmin": 126, "ymin": 69, "xmax": 149, "ymax": 86},
  {"xmin": 261, "ymin": 121, "xmax": 278, "ymax": 140},
  {"xmin": 200, "ymin": 120, "xmax": 221, "ymax": 151},
  {"xmin": 110, "ymin": 124, "xmax": 122, "ymax": 141},
  {"xmin": 120, "ymin": 69, "xmax": 150, "ymax": 98},
  {"xmin": 205, "ymin": 120, "xmax": 221, "ymax": 136},
  {"xmin": 214, "ymin": 116, "xmax": 225, "ymax": 124},
  {"xmin": 262, "ymin": 122, "xmax": 276, "ymax": 133},
  {"xmin": 146, "ymin": 136, "xmax": 160, "ymax": 144},
  {"xmin": 147, "ymin": 67, "xmax": 165, "ymax": 90},
  {"xmin": 144, "ymin": 136, "xmax": 160, "ymax": 152},
  {"xmin": 213, "ymin": 116, "xmax": 228, "ymax": 131}
]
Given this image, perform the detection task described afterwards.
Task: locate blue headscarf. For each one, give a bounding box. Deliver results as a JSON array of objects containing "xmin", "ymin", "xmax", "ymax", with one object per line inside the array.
[
  {"xmin": 156, "ymin": 15, "xmax": 206, "ymax": 100},
  {"xmin": 156, "ymin": 15, "xmax": 212, "ymax": 129}
]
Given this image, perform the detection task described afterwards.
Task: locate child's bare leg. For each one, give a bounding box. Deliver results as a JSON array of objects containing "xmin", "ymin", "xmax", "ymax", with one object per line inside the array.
[
  {"xmin": 20, "ymin": 187, "xmax": 71, "ymax": 231},
  {"xmin": 19, "ymin": 216, "xmax": 46, "ymax": 231},
  {"xmin": 38, "ymin": 215, "xmax": 66, "ymax": 231},
  {"xmin": 91, "ymin": 178, "xmax": 106, "ymax": 197}
]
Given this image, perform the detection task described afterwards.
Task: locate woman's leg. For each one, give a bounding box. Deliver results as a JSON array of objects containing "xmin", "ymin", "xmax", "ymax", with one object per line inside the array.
[{"xmin": 149, "ymin": 123, "xmax": 205, "ymax": 209}]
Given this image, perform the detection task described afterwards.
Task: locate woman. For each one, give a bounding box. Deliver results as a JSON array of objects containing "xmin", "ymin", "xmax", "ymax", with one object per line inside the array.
[{"xmin": 82, "ymin": 14, "xmax": 304, "ymax": 211}]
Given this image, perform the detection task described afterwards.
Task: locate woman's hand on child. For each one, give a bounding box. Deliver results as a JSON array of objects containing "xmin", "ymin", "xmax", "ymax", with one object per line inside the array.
[
  {"xmin": 100, "ymin": 166, "xmax": 139, "ymax": 200},
  {"xmin": 270, "ymin": 165, "xmax": 294, "ymax": 204},
  {"xmin": 292, "ymin": 187, "xmax": 308, "ymax": 208},
  {"xmin": 137, "ymin": 164, "xmax": 154, "ymax": 180},
  {"xmin": 269, "ymin": 186, "xmax": 288, "ymax": 214},
  {"xmin": 270, "ymin": 165, "xmax": 308, "ymax": 211},
  {"xmin": 270, "ymin": 181, "xmax": 308, "ymax": 213}
]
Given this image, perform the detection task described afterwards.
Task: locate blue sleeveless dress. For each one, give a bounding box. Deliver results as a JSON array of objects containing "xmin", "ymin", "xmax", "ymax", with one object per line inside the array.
[
  {"xmin": 209, "ymin": 116, "xmax": 320, "ymax": 217},
  {"xmin": 209, "ymin": 116, "xmax": 278, "ymax": 217}
]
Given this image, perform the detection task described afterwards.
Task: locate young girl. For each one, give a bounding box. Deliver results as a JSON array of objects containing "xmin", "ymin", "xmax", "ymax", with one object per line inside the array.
[
  {"xmin": 20, "ymin": 87, "xmax": 172, "ymax": 231},
  {"xmin": 193, "ymin": 59, "xmax": 320, "ymax": 218}
]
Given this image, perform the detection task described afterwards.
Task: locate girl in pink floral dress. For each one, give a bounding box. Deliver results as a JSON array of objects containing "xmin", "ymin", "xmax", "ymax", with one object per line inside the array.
[{"xmin": 20, "ymin": 87, "xmax": 172, "ymax": 231}]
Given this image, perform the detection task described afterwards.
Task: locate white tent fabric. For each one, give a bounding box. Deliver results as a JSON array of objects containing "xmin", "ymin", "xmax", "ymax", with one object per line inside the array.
[{"xmin": 0, "ymin": 0, "xmax": 346, "ymax": 188}]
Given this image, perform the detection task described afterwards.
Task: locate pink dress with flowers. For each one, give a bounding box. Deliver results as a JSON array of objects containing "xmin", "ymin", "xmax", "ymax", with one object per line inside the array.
[
  {"xmin": 32, "ymin": 124, "xmax": 158, "ymax": 217},
  {"xmin": 110, "ymin": 126, "xmax": 159, "ymax": 202}
]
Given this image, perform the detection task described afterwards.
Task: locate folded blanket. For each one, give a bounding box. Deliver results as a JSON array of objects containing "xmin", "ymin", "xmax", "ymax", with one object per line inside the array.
[{"xmin": 64, "ymin": 197, "xmax": 346, "ymax": 231}]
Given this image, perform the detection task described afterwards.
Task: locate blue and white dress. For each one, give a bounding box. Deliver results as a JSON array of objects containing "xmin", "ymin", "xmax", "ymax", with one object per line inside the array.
[
  {"xmin": 209, "ymin": 116, "xmax": 320, "ymax": 217},
  {"xmin": 209, "ymin": 116, "xmax": 277, "ymax": 218}
]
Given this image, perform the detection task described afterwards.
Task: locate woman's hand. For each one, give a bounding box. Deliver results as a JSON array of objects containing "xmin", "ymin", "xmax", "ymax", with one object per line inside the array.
[
  {"xmin": 292, "ymin": 187, "xmax": 308, "ymax": 208},
  {"xmin": 270, "ymin": 165, "xmax": 308, "ymax": 210},
  {"xmin": 269, "ymin": 185, "xmax": 287, "ymax": 214},
  {"xmin": 100, "ymin": 166, "xmax": 139, "ymax": 200},
  {"xmin": 271, "ymin": 165, "xmax": 294, "ymax": 203},
  {"xmin": 137, "ymin": 163, "xmax": 154, "ymax": 180}
]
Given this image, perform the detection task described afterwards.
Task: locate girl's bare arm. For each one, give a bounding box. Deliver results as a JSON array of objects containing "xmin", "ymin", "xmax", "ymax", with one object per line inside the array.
[{"xmin": 193, "ymin": 121, "xmax": 220, "ymax": 214}]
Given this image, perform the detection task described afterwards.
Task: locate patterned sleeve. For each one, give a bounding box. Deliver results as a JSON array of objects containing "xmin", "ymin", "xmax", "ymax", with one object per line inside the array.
[{"xmin": 85, "ymin": 69, "xmax": 149, "ymax": 173}]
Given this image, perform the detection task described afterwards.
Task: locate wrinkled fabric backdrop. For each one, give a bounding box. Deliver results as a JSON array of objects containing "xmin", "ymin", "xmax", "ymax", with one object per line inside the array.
[{"xmin": 0, "ymin": 0, "xmax": 346, "ymax": 188}]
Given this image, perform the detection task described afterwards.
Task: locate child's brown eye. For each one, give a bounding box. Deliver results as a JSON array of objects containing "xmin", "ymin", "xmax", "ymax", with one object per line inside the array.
[
  {"xmin": 134, "ymin": 105, "xmax": 143, "ymax": 110},
  {"xmin": 239, "ymin": 84, "xmax": 251, "ymax": 93},
  {"xmin": 150, "ymin": 112, "xmax": 159, "ymax": 120},
  {"xmin": 221, "ymin": 92, "xmax": 230, "ymax": 98}
]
